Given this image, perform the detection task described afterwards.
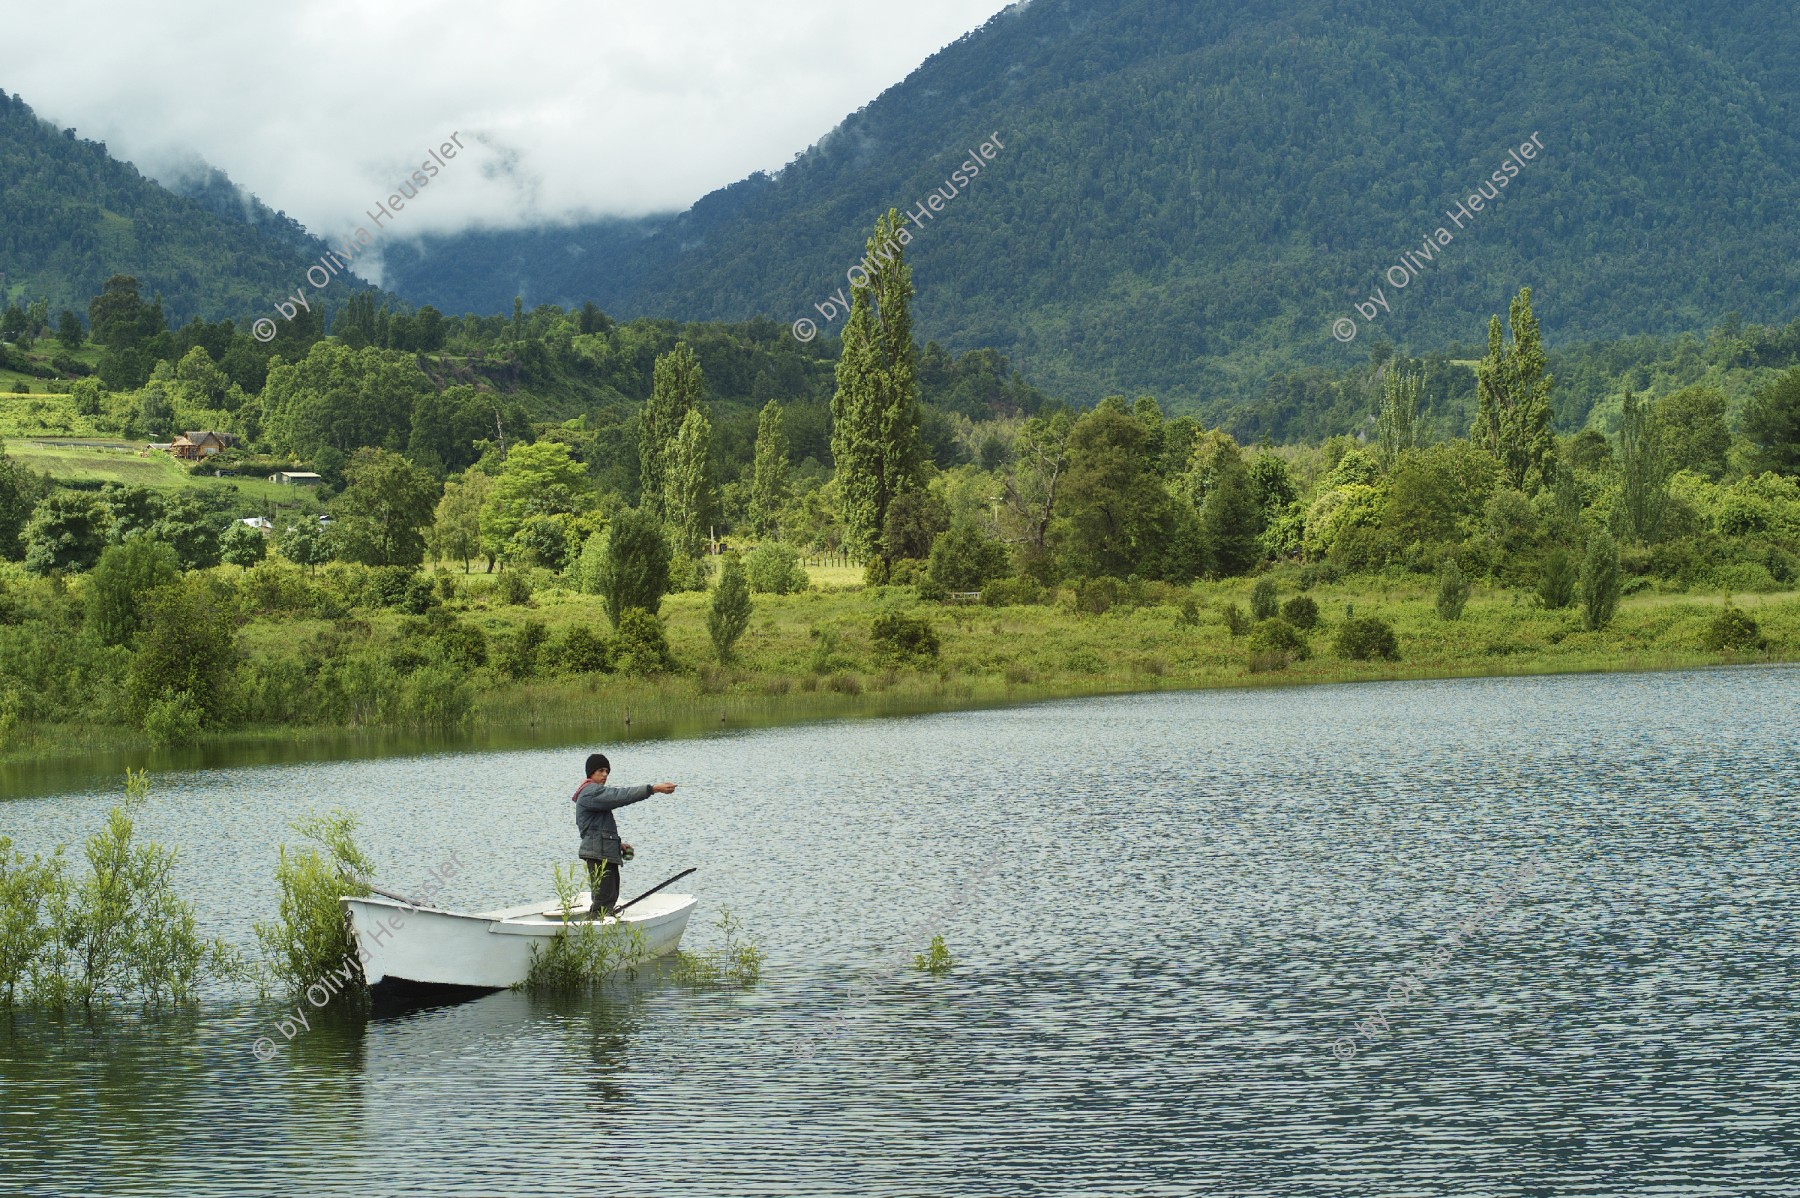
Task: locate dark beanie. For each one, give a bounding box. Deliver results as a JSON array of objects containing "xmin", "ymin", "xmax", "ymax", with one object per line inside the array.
[{"xmin": 585, "ymin": 752, "xmax": 610, "ymax": 778}]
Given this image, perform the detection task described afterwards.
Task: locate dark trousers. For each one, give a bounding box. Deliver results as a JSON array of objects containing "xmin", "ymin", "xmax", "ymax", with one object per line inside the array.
[{"xmin": 586, "ymin": 858, "xmax": 621, "ymax": 914}]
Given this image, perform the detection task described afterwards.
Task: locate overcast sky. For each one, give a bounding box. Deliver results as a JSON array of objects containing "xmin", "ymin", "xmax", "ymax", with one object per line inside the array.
[{"xmin": 5, "ymin": 0, "xmax": 1018, "ymax": 243}]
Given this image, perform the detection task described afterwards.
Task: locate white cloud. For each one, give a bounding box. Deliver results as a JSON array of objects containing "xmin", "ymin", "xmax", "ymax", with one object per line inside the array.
[{"xmin": 4, "ymin": 0, "xmax": 1017, "ymax": 243}]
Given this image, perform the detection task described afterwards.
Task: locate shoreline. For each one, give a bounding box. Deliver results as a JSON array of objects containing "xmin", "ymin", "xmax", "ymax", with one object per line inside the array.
[{"xmin": 5, "ymin": 645, "xmax": 1792, "ymax": 801}]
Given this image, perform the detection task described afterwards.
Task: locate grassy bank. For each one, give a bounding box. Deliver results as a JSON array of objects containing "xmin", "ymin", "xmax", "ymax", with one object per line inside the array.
[{"xmin": 5, "ymin": 563, "xmax": 1795, "ymax": 777}]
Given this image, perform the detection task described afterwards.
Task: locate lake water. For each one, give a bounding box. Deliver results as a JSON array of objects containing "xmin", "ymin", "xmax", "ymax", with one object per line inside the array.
[{"xmin": 2, "ymin": 667, "xmax": 1796, "ymax": 1197}]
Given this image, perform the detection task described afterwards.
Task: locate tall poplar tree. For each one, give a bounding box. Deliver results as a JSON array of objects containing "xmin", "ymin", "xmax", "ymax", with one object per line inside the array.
[
  {"xmin": 641, "ymin": 343, "xmax": 704, "ymax": 519},
  {"xmin": 1474, "ymin": 287, "xmax": 1555, "ymax": 491},
  {"xmin": 830, "ymin": 210, "xmax": 923, "ymax": 577},
  {"xmin": 1619, "ymin": 390, "xmax": 1670, "ymax": 543},
  {"xmin": 749, "ymin": 399, "xmax": 789, "ymax": 537},
  {"xmin": 1377, "ymin": 361, "xmax": 1422, "ymax": 467},
  {"xmin": 665, "ymin": 406, "xmax": 715, "ymax": 559}
]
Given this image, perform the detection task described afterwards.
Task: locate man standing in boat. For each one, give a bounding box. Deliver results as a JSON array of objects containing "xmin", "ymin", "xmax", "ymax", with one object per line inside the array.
[{"xmin": 572, "ymin": 752, "xmax": 677, "ymax": 917}]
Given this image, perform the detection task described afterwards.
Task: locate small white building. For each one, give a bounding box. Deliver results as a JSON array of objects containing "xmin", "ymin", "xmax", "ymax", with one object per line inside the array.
[{"xmin": 269, "ymin": 471, "xmax": 323, "ymax": 485}]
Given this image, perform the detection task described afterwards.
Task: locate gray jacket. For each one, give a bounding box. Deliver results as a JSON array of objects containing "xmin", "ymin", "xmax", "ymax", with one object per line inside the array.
[{"xmin": 573, "ymin": 781, "xmax": 654, "ymax": 863}]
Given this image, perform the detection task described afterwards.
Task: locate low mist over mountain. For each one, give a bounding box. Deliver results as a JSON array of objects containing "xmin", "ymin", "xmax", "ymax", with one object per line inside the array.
[
  {"xmin": 0, "ymin": 89, "xmax": 374, "ymax": 326},
  {"xmin": 379, "ymin": 0, "xmax": 1800, "ymax": 410}
]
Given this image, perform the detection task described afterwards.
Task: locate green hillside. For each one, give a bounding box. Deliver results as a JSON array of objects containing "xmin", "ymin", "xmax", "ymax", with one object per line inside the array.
[
  {"xmin": 379, "ymin": 0, "xmax": 1800, "ymax": 411},
  {"xmin": 0, "ymin": 89, "xmax": 376, "ymax": 327}
]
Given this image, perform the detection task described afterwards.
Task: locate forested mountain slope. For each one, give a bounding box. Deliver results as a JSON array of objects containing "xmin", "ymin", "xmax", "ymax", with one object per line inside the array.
[
  {"xmin": 0, "ymin": 89, "xmax": 375, "ymax": 327},
  {"xmin": 379, "ymin": 0, "xmax": 1800, "ymax": 410}
]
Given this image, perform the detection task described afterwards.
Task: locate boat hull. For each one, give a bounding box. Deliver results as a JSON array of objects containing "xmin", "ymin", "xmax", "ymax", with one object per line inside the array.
[{"xmin": 343, "ymin": 892, "xmax": 695, "ymax": 991}]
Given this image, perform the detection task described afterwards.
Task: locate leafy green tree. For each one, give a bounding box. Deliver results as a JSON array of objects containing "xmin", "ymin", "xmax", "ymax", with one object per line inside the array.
[
  {"xmin": 579, "ymin": 508, "xmax": 671, "ymax": 627},
  {"xmin": 260, "ymin": 342, "xmax": 428, "ymax": 458},
  {"xmin": 429, "ymin": 471, "xmax": 491, "ymax": 572},
  {"xmin": 748, "ymin": 400, "xmax": 789, "ymax": 537},
  {"xmin": 641, "ymin": 343, "xmax": 705, "ymax": 518},
  {"xmin": 1474, "ymin": 287, "xmax": 1555, "ymax": 491},
  {"xmin": 614, "ymin": 608, "xmax": 675, "ymax": 675},
  {"xmin": 220, "ymin": 523, "xmax": 267, "ymax": 567},
  {"xmin": 1058, "ymin": 404, "xmax": 1185, "ymax": 579},
  {"xmin": 1579, "ymin": 531, "xmax": 1623, "ymax": 630},
  {"xmin": 926, "ymin": 523, "xmax": 1010, "ymax": 592},
  {"xmin": 55, "ymin": 310, "xmax": 84, "ymax": 351},
  {"xmin": 85, "ymin": 538, "xmax": 181, "ymax": 646},
  {"xmin": 481, "ymin": 441, "xmax": 586, "ymax": 564},
  {"xmin": 830, "ymin": 210, "xmax": 923, "ymax": 575},
  {"xmin": 881, "ymin": 488, "xmax": 951, "ymax": 565},
  {"xmin": 277, "ymin": 519, "xmax": 330, "ymax": 574},
  {"xmin": 665, "ymin": 406, "xmax": 715, "ymax": 559},
  {"xmin": 137, "ymin": 384, "xmax": 175, "ymax": 436},
  {"xmin": 1377, "ymin": 362, "xmax": 1423, "ymax": 467},
  {"xmin": 707, "ymin": 553, "xmax": 752, "ymax": 663},
  {"xmin": 1657, "ymin": 386, "xmax": 1731, "ymax": 480},
  {"xmin": 86, "ymin": 276, "xmax": 165, "ymax": 350},
  {"xmin": 1200, "ymin": 457, "xmax": 1262, "ymax": 578},
  {"xmin": 0, "ymin": 444, "xmax": 45, "ymax": 560},
  {"xmin": 23, "ymin": 493, "xmax": 109, "ymax": 574},
  {"xmin": 330, "ymin": 448, "xmax": 439, "ymax": 567},
  {"xmin": 125, "ymin": 576, "xmax": 239, "ymax": 728},
  {"xmin": 1249, "ymin": 576, "xmax": 1279, "ymax": 621},
  {"xmin": 1436, "ymin": 558, "xmax": 1471, "ymax": 620},
  {"xmin": 1000, "ymin": 411, "xmax": 1074, "ymax": 570},
  {"xmin": 1619, "ymin": 390, "xmax": 1671, "ymax": 542},
  {"xmin": 1742, "ymin": 366, "xmax": 1800, "ymax": 476}
]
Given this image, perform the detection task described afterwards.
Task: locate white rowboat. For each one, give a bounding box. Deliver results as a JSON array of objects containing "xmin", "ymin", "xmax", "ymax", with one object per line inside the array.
[{"xmin": 342, "ymin": 890, "xmax": 696, "ymax": 993}]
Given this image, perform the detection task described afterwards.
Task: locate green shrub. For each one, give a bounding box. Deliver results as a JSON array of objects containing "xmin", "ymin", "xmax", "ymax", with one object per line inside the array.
[
  {"xmin": 744, "ymin": 541, "xmax": 809, "ymax": 595},
  {"xmin": 493, "ymin": 568, "xmax": 534, "ymax": 607},
  {"xmin": 519, "ymin": 865, "xmax": 650, "ymax": 994},
  {"xmin": 668, "ymin": 555, "xmax": 712, "ymax": 593},
  {"xmin": 1281, "ymin": 594, "xmax": 1320, "ymax": 630},
  {"xmin": 981, "ymin": 577, "xmax": 1043, "ymax": 606},
  {"xmin": 141, "ymin": 690, "xmax": 203, "ymax": 747},
  {"xmin": 1250, "ymin": 577, "xmax": 1280, "ymax": 621},
  {"xmin": 1221, "ymin": 602, "xmax": 1251, "ymax": 636},
  {"xmin": 254, "ymin": 812, "xmax": 374, "ymax": 1000},
  {"xmin": 1579, "ymin": 531, "xmax": 1623, "ymax": 631},
  {"xmin": 1245, "ymin": 617, "xmax": 1310, "ymax": 671},
  {"xmin": 403, "ymin": 664, "xmax": 473, "ymax": 728},
  {"xmin": 498, "ymin": 619, "xmax": 550, "ymax": 679},
  {"xmin": 1538, "ymin": 547, "xmax": 1577, "ymax": 609},
  {"xmin": 1072, "ymin": 577, "xmax": 1122, "ymax": 614},
  {"xmin": 1334, "ymin": 616, "xmax": 1400, "ymax": 661},
  {"xmin": 1436, "ymin": 559, "xmax": 1471, "ymax": 621},
  {"xmin": 1174, "ymin": 597, "xmax": 1201, "ymax": 627},
  {"xmin": 926, "ymin": 523, "xmax": 1010, "ymax": 593},
  {"xmin": 912, "ymin": 933, "xmax": 953, "ymax": 976},
  {"xmin": 1701, "ymin": 605, "xmax": 1767, "ymax": 653},
  {"xmin": 556, "ymin": 624, "xmax": 614, "ymax": 674},
  {"xmin": 125, "ymin": 576, "xmax": 238, "ymax": 729},
  {"xmin": 871, "ymin": 611, "xmax": 940, "ymax": 666},
  {"xmin": 615, "ymin": 608, "xmax": 675, "ymax": 676},
  {"xmin": 669, "ymin": 907, "xmax": 764, "ymax": 987},
  {"xmin": 708, "ymin": 553, "xmax": 752, "ymax": 663},
  {"xmin": 85, "ymin": 537, "xmax": 180, "ymax": 646}
]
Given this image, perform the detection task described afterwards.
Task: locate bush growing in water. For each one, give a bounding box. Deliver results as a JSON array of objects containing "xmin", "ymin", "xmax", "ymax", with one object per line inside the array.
[
  {"xmin": 1701, "ymin": 604, "xmax": 1767, "ymax": 653},
  {"xmin": 1250, "ymin": 577, "xmax": 1280, "ymax": 621},
  {"xmin": 253, "ymin": 811, "xmax": 374, "ymax": 998},
  {"xmin": 670, "ymin": 907, "xmax": 764, "ymax": 987},
  {"xmin": 0, "ymin": 770, "xmax": 238, "ymax": 1010},
  {"xmin": 1334, "ymin": 616, "xmax": 1400, "ymax": 661},
  {"xmin": 871, "ymin": 611, "xmax": 940, "ymax": 666},
  {"xmin": 1281, "ymin": 594, "xmax": 1320, "ymax": 630},
  {"xmin": 912, "ymin": 933, "xmax": 953, "ymax": 976},
  {"xmin": 519, "ymin": 864, "xmax": 650, "ymax": 993},
  {"xmin": 1436, "ymin": 559, "xmax": 1471, "ymax": 621}
]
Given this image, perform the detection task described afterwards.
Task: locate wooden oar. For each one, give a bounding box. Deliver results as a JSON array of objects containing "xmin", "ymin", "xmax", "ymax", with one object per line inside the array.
[
  {"xmin": 353, "ymin": 878, "xmax": 445, "ymax": 911},
  {"xmin": 612, "ymin": 867, "xmax": 698, "ymax": 917}
]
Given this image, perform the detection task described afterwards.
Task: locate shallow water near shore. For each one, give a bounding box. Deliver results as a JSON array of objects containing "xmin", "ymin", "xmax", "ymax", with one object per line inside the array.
[{"xmin": 2, "ymin": 665, "xmax": 1796, "ymax": 1196}]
